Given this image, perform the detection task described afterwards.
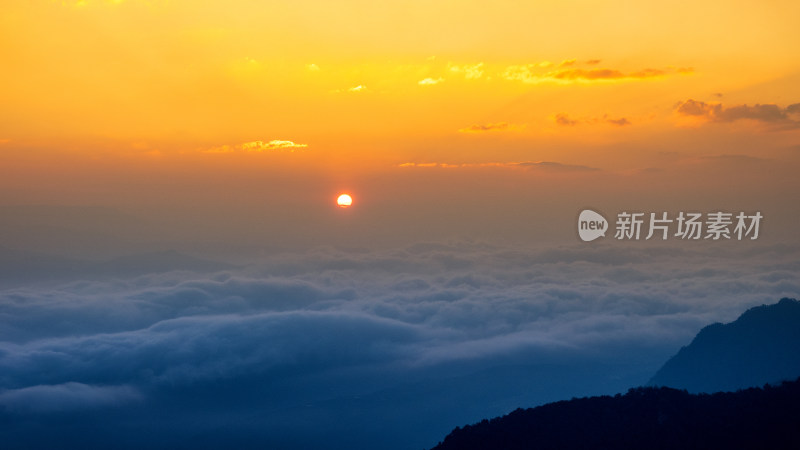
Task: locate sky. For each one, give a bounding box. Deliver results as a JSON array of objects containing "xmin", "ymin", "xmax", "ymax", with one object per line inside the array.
[
  {"xmin": 2, "ymin": 0, "xmax": 800, "ymax": 247},
  {"xmin": 1, "ymin": 1, "xmax": 800, "ymax": 449}
]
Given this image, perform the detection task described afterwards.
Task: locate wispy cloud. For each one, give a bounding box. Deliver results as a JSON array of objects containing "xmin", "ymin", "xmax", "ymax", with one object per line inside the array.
[
  {"xmin": 205, "ymin": 140, "xmax": 308, "ymax": 153},
  {"xmin": 606, "ymin": 117, "xmax": 631, "ymax": 126},
  {"xmin": 0, "ymin": 383, "xmax": 142, "ymax": 413},
  {"xmin": 330, "ymin": 85, "xmax": 368, "ymax": 94},
  {"xmin": 676, "ymin": 99, "xmax": 800, "ymax": 129},
  {"xmin": 555, "ymin": 113, "xmax": 578, "ymax": 126},
  {"xmin": 458, "ymin": 122, "xmax": 523, "ymax": 133},
  {"xmin": 448, "ymin": 62, "xmax": 485, "ymax": 80},
  {"xmin": 418, "ymin": 77, "xmax": 444, "ymax": 86},
  {"xmin": 515, "ymin": 161, "xmax": 600, "ymax": 171},
  {"xmin": 397, "ymin": 160, "xmax": 599, "ymax": 172},
  {"xmin": 554, "ymin": 113, "xmax": 632, "ymax": 127},
  {"xmin": 504, "ymin": 65, "xmax": 687, "ymax": 84}
]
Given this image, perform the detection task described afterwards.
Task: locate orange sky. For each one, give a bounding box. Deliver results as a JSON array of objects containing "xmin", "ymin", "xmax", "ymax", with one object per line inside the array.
[{"xmin": 1, "ymin": 0, "xmax": 799, "ymax": 248}]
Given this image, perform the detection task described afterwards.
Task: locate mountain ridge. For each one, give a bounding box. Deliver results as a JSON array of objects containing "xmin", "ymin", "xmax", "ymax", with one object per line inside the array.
[
  {"xmin": 431, "ymin": 377, "xmax": 800, "ymax": 450},
  {"xmin": 430, "ymin": 298, "xmax": 800, "ymax": 449},
  {"xmin": 649, "ymin": 297, "xmax": 800, "ymax": 393}
]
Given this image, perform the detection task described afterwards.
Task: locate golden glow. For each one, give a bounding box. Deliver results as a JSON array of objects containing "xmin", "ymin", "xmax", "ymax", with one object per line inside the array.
[
  {"xmin": 337, "ymin": 194, "xmax": 353, "ymax": 208},
  {"xmin": 0, "ymin": 0, "xmax": 799, "ymax": 210}
]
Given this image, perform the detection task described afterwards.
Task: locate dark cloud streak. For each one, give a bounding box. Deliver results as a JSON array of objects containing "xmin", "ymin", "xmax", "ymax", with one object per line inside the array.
[{"xmin": 676, "ymin": 99, "xmax": 800, "ymax": 128}]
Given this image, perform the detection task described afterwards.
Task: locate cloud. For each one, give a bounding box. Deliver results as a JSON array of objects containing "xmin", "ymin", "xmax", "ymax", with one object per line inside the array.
[
  {"xmin": 0, "ymin": 311, "xmax": 427, "ymax": 390},
  {"xmin": 241, "ymin": 140, "xmax": 307, "ymax": 151},
  {"xmin": 0, "ymin": 383, "xmax": 141, "ymax": 413},
  {"xmin": 697, "ymin": 154, "xmax": 767, "ymax": 164},
  {"xmin": 606, "ymin": 117, "xmax": 631, "ymax": 126},
  {"xmin": 722, "ymin": 104, "xmax": 795, "ymax": 122},
  {"xmin": 503, "ymin": 65, "xmax": 681, "ymax": 84},
  {"xmin": 418, "ymin": 77, "xmax": 444, "ymax": 86},
  {"xmin": 448, "ymin": 62, "xmax": 485, "ymax": 79},
  {"xmin": 330, "ymin": 85, "xmax": 368, "ymax": 94},
  {"xmin": 0, "ymin": 275, "xmax": 356, "ymax": 343},
  {"xmin": 555, "ymin": 68, "xmax": 664, "ymax": 80},
  {"xmin": 554, "ymin": 113, "xmax": 632, "ymax": 127},
  {"xmin": 555, "ymin": 113, "xmax": 578, "ymax": 126},
  {"xmin": 4, "ymin": 243, "xmax": 793, "ymax": 355},
  {"xmin": 502, "ymin": 65, "xmax": 537, "ymax": 82},
  {"xmin": 675, "ymin": 99, "xmax": 800, "ymax": 128},
  {"xmin": 515, "ymin": 161, "xmax": 600, "ymax": 171},
  {"xmin": 395, "ymin": 160, "xmax": 598, "ymax": 171},
  {"xmin": 559, "ymin": 68, "xmax": 623, "ymax": 79},
  {"xmin": 676, "ymin": 99, "xmax": 719, "ymax": 117},
  {"xmin": 458, "ymin": 122, "xmax": 520, "ymax": 133},
  {"xmin": 205, "ymin": 140, "xmax": 308, "ymax": 153}
]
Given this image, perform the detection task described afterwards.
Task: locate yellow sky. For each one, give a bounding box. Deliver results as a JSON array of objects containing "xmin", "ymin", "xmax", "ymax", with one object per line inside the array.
[{"xmin": 1, "ymin": 0, "xmax": 799, "ymax": 238}]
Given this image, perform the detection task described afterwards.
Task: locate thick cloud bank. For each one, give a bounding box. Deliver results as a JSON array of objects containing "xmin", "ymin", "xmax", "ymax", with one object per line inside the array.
[{"xmin": 0, "ymin": 241, "xmax": 797, "ymax": 449}]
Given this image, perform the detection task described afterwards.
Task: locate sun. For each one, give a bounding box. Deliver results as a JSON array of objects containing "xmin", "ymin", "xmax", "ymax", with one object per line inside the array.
[{"xmin": 337, "ymin": 194, "xmax": 353, "ymax": 208}]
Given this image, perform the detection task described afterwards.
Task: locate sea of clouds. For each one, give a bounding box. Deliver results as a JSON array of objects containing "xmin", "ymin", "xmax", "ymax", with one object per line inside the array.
[{"xmin": 0, "ymin": 241, "xmax": 797, "ymax": 449}]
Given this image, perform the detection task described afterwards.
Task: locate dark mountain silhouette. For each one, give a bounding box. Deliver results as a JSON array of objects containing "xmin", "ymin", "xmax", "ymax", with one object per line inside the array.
[
  {"xmin": 430, "ymin": 298, "xmax": 800, "ymax": 450},
  {"xmin": 649, "ymin": 297, "xmax": 800, "ymax": 393},
  {"xmin": 431, "ymin": 378, "xmax": 800, "ymax": 450}
]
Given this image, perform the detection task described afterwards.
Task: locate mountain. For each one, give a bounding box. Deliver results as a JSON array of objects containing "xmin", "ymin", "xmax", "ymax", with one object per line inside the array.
[
  {"xmin": 430, "ymin": 378, "xmax": 800, "ymax": 450},
  {"xmin": 649, "ymin": 298, "xmax": 800, "ymax": 393},
  {"xmin": 429, "ymin": 298, "xmax": 800, "ymax": 449}
]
